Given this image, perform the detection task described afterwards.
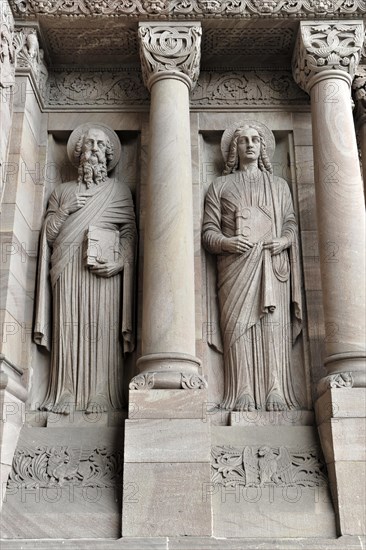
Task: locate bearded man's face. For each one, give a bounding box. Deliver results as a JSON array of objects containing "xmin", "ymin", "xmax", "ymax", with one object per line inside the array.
[{"xmin": 79, "ymin": 129, "xmax": 108, "ymax": 188}]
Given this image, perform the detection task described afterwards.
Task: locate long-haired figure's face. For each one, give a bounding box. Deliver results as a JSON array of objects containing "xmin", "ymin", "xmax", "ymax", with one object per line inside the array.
[{"xmin": 236, "ymin": 127, "xmax": 261, "ymax": 165}]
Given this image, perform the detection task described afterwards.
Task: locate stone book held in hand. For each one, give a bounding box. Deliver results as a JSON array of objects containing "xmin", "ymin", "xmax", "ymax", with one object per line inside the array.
[{"xmin": 84, "ymin": 225, "xmax": 120, "ymax": 266}]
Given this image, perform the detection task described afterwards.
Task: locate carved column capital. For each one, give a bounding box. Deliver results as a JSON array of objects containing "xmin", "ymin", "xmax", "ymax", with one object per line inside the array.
[
  {"xmin": 13, "ymin": 26, "xmax": 48, "ymax": 93},
  {"xmin": 292, "ymin": 21, "xmax": 364, "ymax": 94},
  {"xmin": 138, "ymin": 22, "xmax": 202, "ymax": 92},
  {"xmin": 352, "ymin": 66, "xmax": 366, "ymax": 130}
]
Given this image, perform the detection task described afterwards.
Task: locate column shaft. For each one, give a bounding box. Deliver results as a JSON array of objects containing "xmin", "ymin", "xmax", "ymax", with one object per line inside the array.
[
  {"xmin": 310, "ymin": 76, "xmax": 366, "ymax": 379},
  {"xmin": 142, "ymin": 79, "xmax": 195, "ymax": 357}
]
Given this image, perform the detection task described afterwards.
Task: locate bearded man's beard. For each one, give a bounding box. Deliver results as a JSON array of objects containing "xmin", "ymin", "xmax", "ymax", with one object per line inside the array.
[{"xmin": 77, "ymin": 150, "xmax": 108, "ymax": 188}]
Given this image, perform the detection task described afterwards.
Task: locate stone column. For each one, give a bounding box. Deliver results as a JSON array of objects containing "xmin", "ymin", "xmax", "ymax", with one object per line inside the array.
[
  {"xmin": 122, "ymin": 23, "xmax": 212, "ymax": 538},
  {"xmin": 130, "ymin": 23, "xmax": 206, "ymax": 391},
  {"xmin": 352, "ymin": 67, "xmax": 366, "ymax": 198},
  {"xmin": 293, "ymin": 21, "xmax": 366, "ymax": 536}
]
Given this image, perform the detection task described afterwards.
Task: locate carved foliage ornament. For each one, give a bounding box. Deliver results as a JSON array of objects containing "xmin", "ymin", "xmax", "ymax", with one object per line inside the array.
[
  {"xmin": 129, "ymin": 372, "xmax": 207, "ymax": 389},
  {"xmin": 9, "ymin": 0, "xmax": 366, "ymax": 17},
  {"xmin": 8, "ymin": 446, "xmax": 123, "ymax": 488},
  {"xmin": 293, "ymin": 22, "xmax": 364, "ymax": 93},
  {"xmin": 212, "ymin": 445, "xmax": 327, "ymax": 487},
  {"xmin": 45, "ymin": 69, "xmax": 308, "ymax": 107},
  {"xmin": 139, "ymin": 24, "xmax": 202, "ymax": 91},
  {"xmin": 352, "ymin": 66, "xmax": 366, "ymax": 126},
  {"xmin": 13, "ymin": 27, "xmax": 48, "ymax": 93},
  {"xmin": 0, "ymin": 1, "xmax": 15, "ymax": 89}
]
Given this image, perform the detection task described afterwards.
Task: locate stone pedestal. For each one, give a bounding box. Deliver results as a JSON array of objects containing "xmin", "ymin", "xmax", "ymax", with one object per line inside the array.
[
  {"xmin": 315, "ymin": 388, "xmax": 366, "ymax": 535},
  {"xmin": 293, "ymin": 20, "xmax": 366, "ymax": 535},
  {"xmin": 0, "ymin": 355, "xmax": 27, "ymax": 509}
]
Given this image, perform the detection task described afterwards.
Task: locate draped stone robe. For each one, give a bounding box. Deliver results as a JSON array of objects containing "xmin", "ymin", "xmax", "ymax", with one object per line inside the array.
[
  {"xmin": 34, "ymin": 177, "xmax": 136, "ymax": 410},
  {"xmin": 202, "ymin": 170, "xmax": 302, "ymax": 410}
]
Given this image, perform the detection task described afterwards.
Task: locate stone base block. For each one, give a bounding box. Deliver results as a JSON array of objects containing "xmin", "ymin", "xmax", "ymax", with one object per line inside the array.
[
  {"xmin": 122, "ymin": 418, "xmax": 212, "ymax": 537},
  {"xmin": 316, "ymin": 388, "xmax": 366, "ymax": 535},
  {"xmin": 2, "ymin": 426, "xmax": 124, "ymax": 538},
  {"xmin": 211, "ymin": 424, "xmax": 336, "ymax": 538},
  {"xmin": 327, "ymin": 460, "xmax": 366, "ymax": 536},
  {"xmin": 124, "ymin": 419, "xmax": 210, "ymax": 462},
  {"xmin": 128, "ymin": 389, "xmax": 207, "ymax": 419},
  {"xmin": 230, "ymin": 409, "xmax": 314, "ymax": 426},
  {"xmin": 122, "ymin": 462, "xmax": 212, "ymax": 537}
]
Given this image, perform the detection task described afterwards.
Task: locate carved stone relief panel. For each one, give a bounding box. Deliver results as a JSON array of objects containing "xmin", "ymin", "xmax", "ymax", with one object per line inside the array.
[
  {"xmin": 44, "ymin": 69, "xmax": 308, "ymax": 108},
  {"xmin": 9, "ymin": 0, "xmax": 366, "ymax": 18},
  {"xmin": 212, "ymin": 444, "xmax": 327, "ymax": 487}
]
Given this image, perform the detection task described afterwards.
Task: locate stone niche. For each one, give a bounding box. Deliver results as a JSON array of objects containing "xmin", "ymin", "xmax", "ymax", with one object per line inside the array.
[{"xmin": 1, "ymin": 2, "xmax": 365, "ymax": 549}]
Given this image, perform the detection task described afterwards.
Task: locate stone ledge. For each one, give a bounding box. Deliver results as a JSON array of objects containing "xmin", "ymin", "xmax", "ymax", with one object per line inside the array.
[{"xmin": 1, "ymin": 536, "xmax": 365, "ymax": 550}]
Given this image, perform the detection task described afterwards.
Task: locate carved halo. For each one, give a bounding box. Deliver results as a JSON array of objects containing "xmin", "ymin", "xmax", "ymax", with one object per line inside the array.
[
  {"xmin": 221, "ymin": 120, "xmax": 276, "ymax": 163},
  {"xmin": 67, "ymin": 123, "xmax": 121, "ymax": 171}
]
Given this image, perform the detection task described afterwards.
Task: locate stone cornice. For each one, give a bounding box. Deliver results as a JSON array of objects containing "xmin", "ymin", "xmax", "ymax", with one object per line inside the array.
[
  {"xmin": 352, "ymin": 65, "xmax": 366, "ymax": 128},
  {"xmin": 292, "ymin": 21, "xmax": 364, "ymax": 94},
  {"xmin": 9, "ymin": 0, "xmax": 366, "ymax": 19},
  {"xmin": 138, "ymin": 22, "xmax": 201, "ymax": 92}
]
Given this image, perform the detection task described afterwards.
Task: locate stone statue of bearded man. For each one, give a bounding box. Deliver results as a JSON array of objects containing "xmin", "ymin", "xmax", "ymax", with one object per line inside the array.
[
  {"xmin": 202, "ymin": 121, "xmax": 302, "ymax": 412},
  {"xmin": 34, "ymin": 124, "xmax": 136, "ymax": 414}
]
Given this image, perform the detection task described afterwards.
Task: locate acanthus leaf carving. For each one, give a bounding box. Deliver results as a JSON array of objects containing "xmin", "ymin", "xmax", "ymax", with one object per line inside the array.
[
  {"xmin": 211, "ymin": 445, "xmax": 327, "ymax": 487},
  {"xmin": 352, "ymin": 66, "xmax": 366, "ymax": 128},
  {"xmin": 317, "ymin": 372, "xmax": 354, "ymax": 396},
  {"xmin": 8, "ymin": 0, "xmax": 366, "ymax": 17},
  {"xmin": 13, "ymin": 26, "xmax": 48, "ymax": 94},
  {"xmin": 138, "ymin": 23, "xmax": 202, "ymax": 91},
  {"xmin": 45, "ymin": 69, "xmax": 309, "ymax": 108},
  {"xmin": 7, "ymin": 445, "xmax": 124, "ymax": 489},
  {"xmin": 47, "ymin": 70, "xmax": 149, "ymax": 106},
  {"xmin": 129, "ymin": 372, "xmax": 155, "ymax": 390},
  {"xmin": 293, "ymin": 22, "xmax": 364, "ymax": 93},
  {"xmin": 0, "ymin": 0, "xmax": 16, "ymax": 89},
  {"xmin": 181, "ymin": 373, "xmax": 208, "ymax": 389}
]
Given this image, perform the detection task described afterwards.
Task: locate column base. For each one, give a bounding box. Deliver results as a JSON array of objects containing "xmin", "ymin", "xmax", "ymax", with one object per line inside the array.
[
  {"xmin": 317, "ymin": 352, "xmax": 366, "ymax": 396},
  {"xmin": 130, "ymin": 352, "xmax": 206, "ymax": 390}
]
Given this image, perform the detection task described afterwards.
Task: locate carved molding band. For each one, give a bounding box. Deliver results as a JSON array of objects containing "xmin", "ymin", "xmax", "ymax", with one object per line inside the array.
[
  {"xmin": 353, "ymin": 66, "xmax": 366, "ymax": 128},
  {"xmin": 138, "ymin": 23, "xmax": 202, "ymax": 91},
  {"xmin": 212, "ymin": 445, "xmax": 327, "ymax": 487},
  {"xmin": 9, "ymin": 0, "xmax": 366, "ymax": 18},
  {"xmin": 42, "ymin": 69, "xmax": 309, "ymax": 108},
  {"xmin": 8, "ymin": 446, "xmax": 123, "ymax": 488},
  {"xmin": 47, "ymin": 70, "xmax": 149, "ymax": 106},
  {"xmin": 293, "ymin": 21, "xmax": 364, "ymax": 93}
]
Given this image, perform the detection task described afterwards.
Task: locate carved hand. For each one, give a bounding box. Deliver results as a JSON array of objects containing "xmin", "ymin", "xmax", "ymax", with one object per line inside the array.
[
  {"xmin": 89, "ymin": 258, "xmax": 123, "ymax": 278},
  {"xmin": 263, "ymin": 237, "xmax": 289, "ymax": 255},
  {"xmin": 62, "ymin": 193, "xmax": 91, "ymax": 214},
  {"xmin": 221, "ymin": 236, "xmax": 253, "ymax": 254}
]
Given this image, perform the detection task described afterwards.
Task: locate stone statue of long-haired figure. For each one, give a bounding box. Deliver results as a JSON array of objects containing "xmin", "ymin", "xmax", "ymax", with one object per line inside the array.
[{"xmin": 202, "ymin": 122, "xmax": 302, "ymax": 412}]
